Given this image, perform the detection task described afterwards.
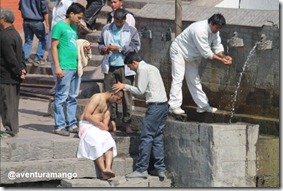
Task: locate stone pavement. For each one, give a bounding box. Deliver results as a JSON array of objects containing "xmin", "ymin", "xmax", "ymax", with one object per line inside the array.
[{"xmin": 0, "ymin": 97, "xmax": 55, "ymax": 139}]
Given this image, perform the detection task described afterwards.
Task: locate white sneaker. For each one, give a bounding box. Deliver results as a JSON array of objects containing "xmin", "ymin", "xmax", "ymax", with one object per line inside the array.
[
  {"xmin": 196, "ymin": 106, "xmax": 218, "ymax": 113},
  {"xmin": 169, "ymin": 107, "xmax": 185, "ymax": 115}
]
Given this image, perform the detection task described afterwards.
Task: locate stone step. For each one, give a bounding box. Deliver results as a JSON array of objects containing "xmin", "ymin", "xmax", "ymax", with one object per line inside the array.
[
  {"xmin": 1, "ymin": 133, "xmax": 140, "ymax": 163},
  {"xmin": 123, "ymin": 0, "xmax": 148, "ymax": 9},
  {"xmin": 25, "ymin": 63, "xmax": 103, "ymax": 81},
  {"xmin": 23, "ymin": 73, "xmax": 55, "ymax": 86},
  {"xmin": 0, "ymin": 157, "xmax": 137, "ymax": 184},
  {"xmin": 88, "ymin": 55, "xmax": 103, "ymax": 67},
  {"xmin": 60, "ymin": 175, "xmax": 172, "ymax": 187},
  {"xmin": 90, "ymin": 43, "xmax": 100, "ymax": 55}
]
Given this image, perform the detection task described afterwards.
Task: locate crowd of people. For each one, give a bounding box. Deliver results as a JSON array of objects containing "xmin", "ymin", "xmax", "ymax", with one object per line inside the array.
[{"xmin": 0, "ymin": 0, "xmax": 232, "ymax": 181}]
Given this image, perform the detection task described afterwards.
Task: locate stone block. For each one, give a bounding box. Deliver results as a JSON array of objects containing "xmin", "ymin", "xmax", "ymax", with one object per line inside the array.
[
  {"xmin": 247, "ymin": 145, "xmax": 257, "ymax": 161},
  {"xmin": 1, "ymin": 142, "xmax": 11, "ymax": 162},
  {"xmin": 61, "ymin": 178, "xmax": 112, "ymax": 187},
  {"xmin": 0, "ymin": 156, "xmax": 136, "ymax": 184},
  {"xmin": 215, "ymin": 146, "xmax": 246, "ymax": 161},
  {"xmin": 53, "ymin": 139, "xmax": 79, "ymax": 159},
  {"xmin": 5, "ymin": 138, "xmax": 53, "ymax": 162},
  {"xmin": 212, "ymin": 126, "xmax": 246, "ymax": 146},
  {"xmin": 246, "ymin": 160, "xmax": 257, "ymax": 177},
  {"xmin": 115, "ymin": 177, "xmax": 148, "ymax": 187},
  {"xmin": 216, "ymin": 161, "xmax": 246, "ymax": 178}
]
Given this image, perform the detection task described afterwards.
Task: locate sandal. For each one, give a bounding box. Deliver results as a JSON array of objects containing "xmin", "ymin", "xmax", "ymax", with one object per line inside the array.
[
  {"xmin": 54, "ymin": 128, "xmax": 70, "ymax": 136},
  {"xmin": 69, "ymin": 125, "xmax": 79, "ymax": 133}
]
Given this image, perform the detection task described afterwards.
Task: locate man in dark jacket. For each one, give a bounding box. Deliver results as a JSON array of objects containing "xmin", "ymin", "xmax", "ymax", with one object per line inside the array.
[{"xmin": 0, "ymin": 8, "xmax": 26, "ymax": 138}]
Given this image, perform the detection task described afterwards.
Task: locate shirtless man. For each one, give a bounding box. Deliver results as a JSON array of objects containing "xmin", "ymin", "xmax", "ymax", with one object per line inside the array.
[{"xmin": 77, "ymin": 91, "xmax": 123, "ymax": 180}]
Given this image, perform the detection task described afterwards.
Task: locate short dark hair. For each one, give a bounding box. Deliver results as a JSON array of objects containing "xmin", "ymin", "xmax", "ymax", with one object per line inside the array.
[
  {"xmin": 208, "ymin": 13, "xmax": 226, "ymax": 26},
  {"xmin": 1, "ymin": 8, "xmax": 15, "ymax": 24},
  {"xmin": 114, "ymin": 8, "xmax": 126, "ymax": 21},
  {"xmin": 124, "ymin": 52, "xmax": 142, "ymax": 65},
  {"xmin": 66, "ymin": 3, "xmax": 85, "ymax": 18}
]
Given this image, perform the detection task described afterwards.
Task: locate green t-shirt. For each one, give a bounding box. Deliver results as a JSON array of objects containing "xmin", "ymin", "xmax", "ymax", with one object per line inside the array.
[{"xmin": 52, "ymin": 20, "xmax": 78, "ymax": 70}]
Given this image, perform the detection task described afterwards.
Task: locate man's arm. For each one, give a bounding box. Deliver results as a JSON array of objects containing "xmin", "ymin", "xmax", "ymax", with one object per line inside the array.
[
  {"xmin": 81, "ymin": 96, "xmax": 109, "ymax": 131},
  {"xmin": 51, "ymin": 39, "xmax": 64, "ymax": 78},
  {"xmin": 121, "ymin": 26, "xmax": 141, "ymax": 54}
]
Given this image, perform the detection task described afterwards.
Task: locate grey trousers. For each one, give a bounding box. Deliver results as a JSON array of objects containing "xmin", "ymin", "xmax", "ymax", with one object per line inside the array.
[
  {"xmin": 104, "ymin": 66, "xmax": 133, "ymax": 123},
  {"xmin": 0, "ymin": 84, "xmax": 20, "ymax": 136}
]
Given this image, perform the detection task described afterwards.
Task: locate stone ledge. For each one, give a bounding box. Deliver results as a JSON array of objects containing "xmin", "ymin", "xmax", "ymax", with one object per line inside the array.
[
  {"xmin": 61, "ymin": 176, "xmax": 172, "ymax": 187},
  {"xmin": 0, "ymin": 157, "xmax": 136, "ymax": 184}
]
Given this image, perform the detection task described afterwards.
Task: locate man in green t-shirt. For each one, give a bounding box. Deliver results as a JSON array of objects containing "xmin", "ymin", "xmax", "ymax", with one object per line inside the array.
[{"xmin": 51, "ymin": 3, "xmax": 86, "ymax": 136}]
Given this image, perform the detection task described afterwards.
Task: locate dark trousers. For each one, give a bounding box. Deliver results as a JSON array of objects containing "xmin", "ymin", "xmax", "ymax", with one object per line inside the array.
[
  {"xmin": 84, "ymin": 0, "xmax": 106, "ymax": 30},
  {"xmin": 135, "ymin": 103, "xmax": 168, "ymax": 173},
  {"xmin": 0, "ymin": 84, "xmax": 20, "ymax": 135},
  {"xmin": 104, "ymin": 66, "xmax": 132, "ymax": 122}
]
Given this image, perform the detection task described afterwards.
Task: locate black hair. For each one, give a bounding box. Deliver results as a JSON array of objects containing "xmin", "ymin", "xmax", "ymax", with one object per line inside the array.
[
  {"xmin": 114, "ymin": 8, "xmax": 127, "ymax": 21},
  {"xmin": 124, "ymin": 52, "xmax": 142, "ymax": 65},
  {"xmin": 208, "ymin": 13, "xmax": 226, "ymax": 26},
  {"xmin": 66, "ymin": 3, "xmax": 85, "ymax": 18}
]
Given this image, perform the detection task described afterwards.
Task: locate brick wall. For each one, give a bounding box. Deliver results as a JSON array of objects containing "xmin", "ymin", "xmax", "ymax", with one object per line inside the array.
[{"xmin": 1, "ymin": 0, "xmax": 23, "ymax": 31}]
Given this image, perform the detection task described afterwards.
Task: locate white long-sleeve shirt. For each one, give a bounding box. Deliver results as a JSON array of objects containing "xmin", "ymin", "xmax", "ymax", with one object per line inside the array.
[
  {"xmin": 125, "ymin": 61, "xmax": 167, "ymax": 104},
  {"xmin": 173, "ymin": 20, "xmax": 224, "ymax": 61}
]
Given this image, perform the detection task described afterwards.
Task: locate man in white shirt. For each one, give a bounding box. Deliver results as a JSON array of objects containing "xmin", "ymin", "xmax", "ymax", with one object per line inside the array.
[
  {"xmin": 168, "ymin": 13, "xmax": 232, "ymax": 115},
  {"xmin": 112, "ymin": 52, "xmax": 168, "ymax": 179}
]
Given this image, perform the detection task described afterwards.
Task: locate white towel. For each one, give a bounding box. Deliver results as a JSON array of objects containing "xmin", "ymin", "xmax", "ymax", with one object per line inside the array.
[
  {"xmin": 77, "ymin": 39, "xmax": 92, "ymax": 77},
  {"xmin": 77, "ymin": 120, "xmax": 117, "ymax": 160}
]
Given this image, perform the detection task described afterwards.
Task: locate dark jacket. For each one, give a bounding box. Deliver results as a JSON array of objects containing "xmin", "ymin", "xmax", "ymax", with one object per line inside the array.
[
  {"xmin": 0, "ymin": 26, "xmax": 26, "ymax": 84},
  {"xmin": 19, "ymin": 0, "xmax": 47, "ymax": 21}
]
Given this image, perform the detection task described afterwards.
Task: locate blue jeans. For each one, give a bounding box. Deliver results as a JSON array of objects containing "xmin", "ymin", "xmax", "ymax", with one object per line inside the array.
[
  {"xmin": 23, "ymin": 21, "xmax": 47, "ymax": 60},
  {"xmin": 54, "ymin": 70, "xmax": 81, "ymax": 129},
  {"xmin": 135, "ymin": 103, "xmax": 168, "ymax": 173}
]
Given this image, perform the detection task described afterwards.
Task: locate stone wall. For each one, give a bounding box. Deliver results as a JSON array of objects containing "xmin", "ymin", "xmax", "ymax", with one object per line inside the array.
[
  {"xmin": 164, "ymin": 121, "xmax": 259, "ymax": 187},
  {"xmin": 135, "ymin": 4, "xmax": 279, "ymax": 119}
]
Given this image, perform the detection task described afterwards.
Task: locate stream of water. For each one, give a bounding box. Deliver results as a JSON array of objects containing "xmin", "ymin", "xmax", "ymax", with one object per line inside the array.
[{"xmin": 229, "ymin": 44, "xmax": 257, "ymax": 123}]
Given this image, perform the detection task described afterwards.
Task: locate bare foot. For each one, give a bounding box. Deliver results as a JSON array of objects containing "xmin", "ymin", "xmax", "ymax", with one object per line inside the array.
[{"xmin": 102, "ymin": 170, "xmax": 115, "ymax": 180}]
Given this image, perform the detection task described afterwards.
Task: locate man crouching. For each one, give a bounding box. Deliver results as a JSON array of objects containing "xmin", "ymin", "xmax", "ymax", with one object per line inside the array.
[{"xmin": 77, "ymin": 90, "xmax": 123, "ymax": 180}]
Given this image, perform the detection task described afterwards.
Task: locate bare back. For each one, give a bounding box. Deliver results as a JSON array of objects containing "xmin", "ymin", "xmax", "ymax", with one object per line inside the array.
[{"xmin": 80, "ymin": 93, "xmax": 110, "ymax": 130}]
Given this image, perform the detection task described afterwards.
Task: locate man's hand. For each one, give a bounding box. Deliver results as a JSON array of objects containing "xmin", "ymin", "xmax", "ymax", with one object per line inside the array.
[
  {"xmin": 108, "ymin": 44, "xmax": 120, "ymax": 52},
  {"xmin": 103, "ymin": 46, "xmax": 110, "ymax": 54},
  {"xmin": 55, "ymin": 67, "xmax": 64, "ymax": 78},
  {"xmin": 225, "ymin": 56, "xmax": 232, "ymax": 62},
  {"xmin": 100, "ymin": 123, "xmax": 109, "ymax": 131},
  {"xmin": 20, "ymin": 69, "xmax": 26, "ymax": 79},
  {"xmin": 112, "ymin": 83, "xmax": 126, "ymax": 93},
  {"xmin": 83, "ymin": 43, "xmax": 91, "ymax": 52}
]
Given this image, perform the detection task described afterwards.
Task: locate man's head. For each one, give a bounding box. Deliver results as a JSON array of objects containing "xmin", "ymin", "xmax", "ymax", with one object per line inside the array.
[
  {"xmin": 124, "ymin": 52, "xmax": 142, "ymax": 72},
  {"xmin": 66, "ymin": 3, "xmax": 85, "ymax": 26},
  {"xmin": 0, "ymin": 8, "xmax": 15, "ymax": 29},
  {"xmin": 108, "ymin": 0, "xmax": 123, "ymax": 11},
  {"xmin": 109, "ymin": 90, "xmax": 123, "ymax": 104},
  {"xmin": 208, "ymin": 13, "xmax": 226, "ymax": 33},
  {"xmin": 113, "ymin": 8, "xmax": 126, "ymax": 28}
]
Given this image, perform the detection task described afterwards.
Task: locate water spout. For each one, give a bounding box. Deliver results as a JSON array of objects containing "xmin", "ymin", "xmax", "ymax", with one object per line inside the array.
[
  {"xmin": 256, "ymin": 34, "xmax": 272, "ymax": 50},
  {"xmin": 227, "ymin": 32, "xmax": 244, "ymax": 48}
]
